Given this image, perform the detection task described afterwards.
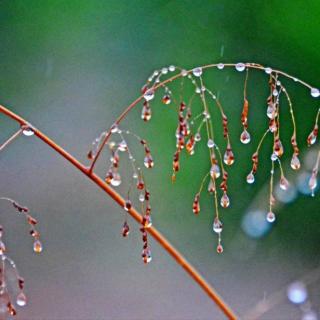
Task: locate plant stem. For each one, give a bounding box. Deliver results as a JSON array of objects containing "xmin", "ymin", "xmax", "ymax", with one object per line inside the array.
[
  {"xmin": 88, "ymin": 62, "xmax": 317, "ymax": 172},
  {"xmin": 0, "ymin": 104, "xmax": 238, "ymax": 319}
]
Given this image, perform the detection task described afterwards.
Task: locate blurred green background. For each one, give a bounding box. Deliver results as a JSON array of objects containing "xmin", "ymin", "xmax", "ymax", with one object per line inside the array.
[{"xmin": 0, "ymin": 1, "xmax": 319, "ymax": 319}]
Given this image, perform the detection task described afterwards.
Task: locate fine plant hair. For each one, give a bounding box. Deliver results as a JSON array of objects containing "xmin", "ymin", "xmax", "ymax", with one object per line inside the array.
[{"xmin": 0, "ymin": 62, "xmax": 319, "ymax": 319}]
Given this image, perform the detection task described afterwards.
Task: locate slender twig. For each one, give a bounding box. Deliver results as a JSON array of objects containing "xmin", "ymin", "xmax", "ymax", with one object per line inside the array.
[
  {"xmin": 0, "ymin": 128, "xmax": 23, "ymax": 152},
  {"xmin": 0, "ymin": 104, "xmax": 238, "ymax": 320}
]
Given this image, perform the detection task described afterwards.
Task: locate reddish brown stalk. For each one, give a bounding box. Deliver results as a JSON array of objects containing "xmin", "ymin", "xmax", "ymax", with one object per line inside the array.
[{"xmin": 0, "ymin": 104, "xmax": 238, "ymax": 320}]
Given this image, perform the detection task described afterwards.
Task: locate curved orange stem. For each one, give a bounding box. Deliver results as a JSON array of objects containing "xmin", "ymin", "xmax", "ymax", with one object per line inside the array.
[{"xmin": 0, "ymin": 104, "xmax": 238, "ymax": 319}]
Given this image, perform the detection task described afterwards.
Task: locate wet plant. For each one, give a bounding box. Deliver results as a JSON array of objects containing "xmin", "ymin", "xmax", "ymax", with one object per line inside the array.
[{"xmin": 0, "ymin": 61, "xmax": 319, "ymax": 319}]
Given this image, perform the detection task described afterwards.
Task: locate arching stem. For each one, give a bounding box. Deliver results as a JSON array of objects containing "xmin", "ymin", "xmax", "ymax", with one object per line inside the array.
[{"xmin": 0, "ymin": 104, "xmax": 238, "ymax": 320}]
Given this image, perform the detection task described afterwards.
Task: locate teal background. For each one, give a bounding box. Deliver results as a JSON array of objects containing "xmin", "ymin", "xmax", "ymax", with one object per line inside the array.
[{"xmin": 0, "ymin": 1, "xmax": 319, "ymax": 319}]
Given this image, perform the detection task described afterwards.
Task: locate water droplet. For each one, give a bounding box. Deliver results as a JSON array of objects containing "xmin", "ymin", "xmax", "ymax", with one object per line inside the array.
[
  {"xmin": 139, "ymin": 193, "xmax": 145, "ymax": 202},
  {"xmin": 192, "ymin": 67, "xmax": 202, "ymax": 77},
  {"xmin": 142, "ymin": 248, "xmax": 152, "ymax": 263},
  {"xmin": 110, "ymin": 124, "xmax": 119, "ymax": 133},
  {"xmin": 271, "ymin": 153, "xmax": 278, "ymax": 161},
  {"xmin": 192, "ymin": 194, "xmax": 200, "ymax": 214},
  {"xmin": 307, "ymin": 127, "xmax": 318, "ymax": 146},
  {"xmin": 0, "ymin": 241, "xmax": 5, "ymax": 255},
  {"xmin": 240, "ymin": 129, "xmax": 251, "ymax": 144},
  {"xmin": 280, "ymin": 176, "xmax": 290, "ymax": 190},
  {"xmin": 207, "ymin": 179, "xmax": 215, "ymax": 193},
  {"xmin": 168, "ymin": 65, "xmax": 175, "ymax": 72},
  {"xmin": 161, "ymin": 67, "xmax": 168, "ymax": 74},
  {"xmin": 124, "ymin": 200, "xmax": 132, "ymax": 212},
  {"xmin": 181, "ymin": 69, "xmax": 188, "ymax": 77},
  {"xmin": 7, "ymin": 303, "xmax": 16, "ymax": 316},
  {"xmin": 264, "ymin": 67, "xmax": 272, "ymax": 74},
  {"xmin": 311, "ymin": 88, "xmax": 320, "ymax": 98},
  {"xmin": 267, "ymin": 104, "xmax": 277, "ymax": 119},
  {"xmin": 207, "ymin": 139, "xmax": 215, "ymax": 148},
  {"xmin": 33, "ymin": 240, "xmax": 43, "ymax": 253},
  {"xmin": 266, "ymin": 211, "xmax": 276, "ymax": 223},
  {"xmin": 122, "ymin": 222, "xmax": 130, "ymax": 237},
  {"xmin": 194, "ymin": 133, "xmax": 201, "ymax": 141},
  {"xmin": 217, "ymin": 63, "xmax": 224, "ymax": 70},
  {"xmin": 210, "ymin": 164, "xmax": 221, "ymax": 179},
  {"xmin": 235, "ymin": 63, "xmax": 245, "ymax": 72},
  {"xmin": 144, "ymin": 154, "xmax": 154, "ymax": 168},
  {"xmin": 118, "ymin": 140, "xmax": 127, "ymax": 152},
  {"xmin": 16, "ymin": 292, "xmax": 27, "ymax": 307},
  {"xmin": 141, "ymin": 103, "xmax": 152, "ymax": 121},
  {"xmin": 223, "ymin": 148, "xmax": 235, "ymax": 165},
  {"xmin": 302, "ymin": 310, "xmax": 318, "ymax": 320},
  {"xmin": 287, "ymin": 281, "xmax": 308, "ymax": 304},
  {"xmin": 22, "ymin": 127, "xmax": 34, "ymax": 136},
  {"xmin": 213, "ymin": 218, "xmax": 223, "ymax": 233},
  {"xmin": 216, "ymin": 244, "xmax": 224, "ymax": 254},
  {"xmin": 246, "ymin": 172, "xmax": 255, "ymax": 184},
  {"xmin": 220, "ymin": 193, "xmax": 230, "ymax": 208},
  {"xmin": 143, "ymin": 215, "xmax": 152, "ymax": 228},
  {"xmin": 162, "ymin": 95, "xmax": 171, "ymax": 105},
  {"xmin": 272, "ymin": 89, "xmax": 278, "ymax": 96},
  {"xmin": 309, "ymin": 173, "xmax": 317, "ymax": 191},
  {"xmin": 144, "ymin": 89, "xmax": 155, "ymax": 101},
  {"xmin": 110, "ymin": 172, "xmax": 121, "ymax": 187}
]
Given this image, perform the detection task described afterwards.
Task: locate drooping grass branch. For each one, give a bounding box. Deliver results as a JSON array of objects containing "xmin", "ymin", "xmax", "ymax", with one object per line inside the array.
[
  {"xmin": 0, "ymin": 104, "xmax": 238, "ymax": 319},
  {"xmin": 1, "ymin": 61, "xmax": 319, "ymax": 319}
]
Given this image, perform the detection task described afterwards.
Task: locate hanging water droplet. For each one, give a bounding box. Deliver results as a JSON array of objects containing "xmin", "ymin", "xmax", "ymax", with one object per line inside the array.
[
  {"xmin": 311, "ymin": 88, "xmax": 320, "ymax": 98},
  {"xmin": 223, "ymin": 148, "xmax": 235, "ymax": 165},
  {"xmin": 235, "ymin": 63, "xmax": 245, "ymax": 72},
  {"xmin": 271, "ymin": 153, "xmax": 278, "ymax": 161},
  {"xmin": 307, "ymin": 127, "xmax": 318, "ymax": 146},
  {"xmin": 143, "ymin": 215, "xmax": 152, "ymax": 228},
  {"xmin": 124, "ymin": 200, "xmax": 132, "ymax": 212},
  {"xmin": 22, "ymin": 127, "xmax": 34, "ymax": 136},
  {"xmin": 210, "ymin": 164, "xmax": 221, "ymax": 179},
  {"xmin": 110, "ymin": 124, "xmax": 119, "ymax": 133},
  {"xmin": 110, "ymin": 172, "xmax": 122, "ymax": 187},
  {"xmin": 169, "ymin": 65, "xmax": 175, "ymax": 72},
  {"xmin": 213, "ymin": 218, "xmax": 223, "ymax": 233},
  {"xmin": 195, "ymin": 133, "xmax": 201, "ymax": 141},
  {"xmin": 280, "ymin": 176, "xmax": 290, "ymax": 191},
  {"xmin": 272, "ymin": 89, "xmax": 278, "ymax": 96},
  {"xmin": 267, "ymin": 104, "xmax": 277, "ymax": 119},
  {"xmin": 118, "ymin": 140, "xmax": 127, "ymax": 152},
  {"xmin": 266, "ymin": 211, "xmax": 276, "ymax": 223},
  {"xmin": 143, "ymin": 89, "xmax": 155, "ymax": 101},
  {"xmin": 141, "ymin": 102, "xmax": 152, "ymax": 121},
  {"xmin": 264, "ymin": 67, "xmax": 272, "ymax": 74},
  {"xmin": 139, "ymin": 193, "xmax": 145, "ymax": 202},
  {"xmin": 207, "ymin": 139, "xmax": 215, "ymax": 148},
  {"xmin": 122, "ymin": 222, "xmax": 130, "ymax": 237},
  {"xmin": 216, "ymin": 244, "xmax": 224, "ymax": 254},
  {"xmin": 240, "ymin": 129, "xmax": 251, "ymax": 144},
  {"xmin": 142, "ymin": 248, "xmax": 152, "ymax": 264},
  {"xmin": 33, "ymin": 239, "xmax": 43, "ymax": 253},
  {"xmin": 192, "ymin": 194, "xmax": 200, "ymax": 214},
  {"xmin": 192, "ymin": 67, "xmax": 202, "ymax": 77},
  {"xmin": 220, "ymin": 192, "xmax": 230, "ymax": 208},
  {"xmin": 290, "ymin": 154, "xmax": 301, "ymax": 170},
  {"xmin": 217, "ymin": 63, "xmax": 224, "ymax": 70},
  {"xmin": 181, "ymin": 69, "xmax": 188, "ymax": 77},
  {"xmin": 207, "ymin": 179, "xmax": 215, "ymax": 193},
  {"xmin": 0, "ymin": 241, "xmax": 6, "ymax": 255},
  {"xmin": 309, "ymin": 173, "xmax": 317, "ymax": 192},
  {"xmin": 161, "ymin": 67, "xmax": 168, "ymax": 74},
  {"xmin": 246, "ymin": 172, "xmax": 255, "ymax": 184},
  {"xmin": 16, "ymin": 292, "xmax": 27, "ymax": 307},
  {"xmin": 162, "ymin": 95, "xmax": 171, "ymax": 105},
  {"xmin": 144, "ymin": 154, "xmax": 154, "ymax": 168},
  {"xmin": 7, "ymin": 303, "xmax": 16, "ymax": 316}
]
